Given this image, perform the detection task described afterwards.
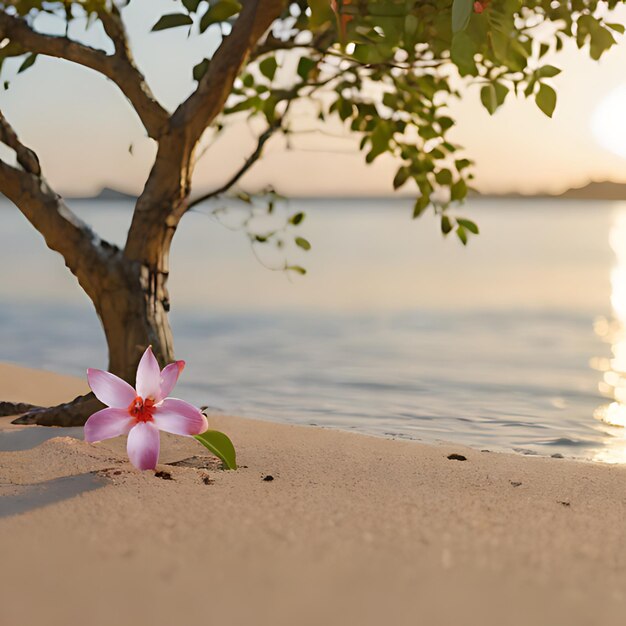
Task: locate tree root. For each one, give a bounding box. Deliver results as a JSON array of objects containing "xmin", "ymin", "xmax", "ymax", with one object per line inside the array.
[{"xmin": 10, "ymin": 393, "xmax": 104, "ymax": 427}]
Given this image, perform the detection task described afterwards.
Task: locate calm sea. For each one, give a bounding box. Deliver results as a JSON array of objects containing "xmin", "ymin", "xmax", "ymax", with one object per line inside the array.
[{"xmin": 2, "ymin": 197, "xmax": 626, "ymax": 462}]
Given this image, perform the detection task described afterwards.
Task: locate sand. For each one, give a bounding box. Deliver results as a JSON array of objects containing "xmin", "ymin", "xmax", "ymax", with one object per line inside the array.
[{"xmin": 1, "ymin": 361, "xmax": 626, "ymax": 626}]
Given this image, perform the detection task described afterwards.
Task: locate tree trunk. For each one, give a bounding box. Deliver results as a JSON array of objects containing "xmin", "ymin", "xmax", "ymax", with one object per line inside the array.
[
  {"xmin": 12, "ymin": 250, "xmax": 175, "ymax": 426},
  {"xmin": 98, "ymin": 255, "xmax": 175, "ymax": 381}
]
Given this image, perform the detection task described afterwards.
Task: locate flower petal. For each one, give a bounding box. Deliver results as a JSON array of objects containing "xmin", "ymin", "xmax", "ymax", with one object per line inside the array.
[
  {"xmin": 126, "ymin": 422, "xmax": 160, "ymax": 470},
  {"xmin": 84, "ymin": 407, "xmax": 134, "ymax": 443},
  {"xmin": 159, "ymin": 360, "xmax": 185, "ymax": 401},
  {"xmin": 87, "ymin": 369, "xmax": 136, "ymax": 408},
  {"xmin": 153, "ymin": 398, "xmax": 208, "ymax": 436},
  {"xmin": 135, "ymin": 347, "xmax": 161, "ymax": 401}
]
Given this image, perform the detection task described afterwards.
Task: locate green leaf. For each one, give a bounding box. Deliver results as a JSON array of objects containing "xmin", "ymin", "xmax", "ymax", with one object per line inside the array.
[
  {"xmin": 259, "ymin": 57, "xmax": 278, "ymax": 81},
  {"xmin": 182, "ymin": 0, "xmax": 202, "ymax": 11},
  {"xmin": 480, "ymin": 84, "xmax": 497, "ymax": 115},
  {"xmin": 589, "ymin": 26, "xmax": 616, "ymax": 60},
  {"xmin": 535, "ymin": 83, "xmax": 556, "ymax": 118},
  {"xmin": 193, "ymin": 58, "xmax": 210, "ymax": 82},
  {"xmin": 536, "ymin": 65, "xmax": 561, "ymax": 78},
  {"xmin": 456, "ymin": 225, "xmax": 468, "ymax": 245},
  {"xmin": 18, "ymin": 53, "xmax": 37, "ymax": 73},
  {"xmin": 405, "ymin": 14, "xmax": 418, "ymax": 37},
  {"xmin": 367, "ymin": 122, "xmax": 392, "ymax": 163},
  {"xmin": 262, "ymin": 95, "xmax": 278, "ymax": 122},
  {"xmin": 435, "ymin": 168, "xmax": 453, "ymax": 185},
  {"xmin": 289, "ymin": 212, "xmax": 305, "ymax": 225},
  {"xmin": 606, "ymin": 22, "xmax": 625, "ymax": 35},
  {"xmin": 494, "ymin": 82, "xmax": 509, "ymax": 107},
  {"xmin": 441, "ymin": 215, "xmax": 453, "ymax": 234},
  {"xmin": 151, "ymin": 13, "xmax": 193, "ymax": 31},
  {"xmin": 199, "ymin": 0, "xmax": 241, "ymax": 32},
  {"xmin": 393, "ymin": 167, "xmax": 410, "ymax": 190},
  {"xmin": 457, "ymin": 218, "xmax": 479, "ymax": 234},
  {"xmin": 413, "ymin": 195, "xmax": 429, "ymax": 218},
  {"xmin": 194, "ymin": 430, "xmax": 237, "ymax": 470},
  {"xmin": 295, "ymin": 236, "xmax": 311, "ymax": 251},
  {"xmin": 297, "ymin": 57, "xmax": 316, "ymax": 81},
  {"xmin": 452, "ymin": 0, "xmax": 473, "ymax": 33},
  {"xmin": 450, "ymin": 178, "xmax": 468, "ymax": 201},
  {"xmin": 438, "ymin": 116, "xmax": 455, "ymax": 131},
  {"xmin": 308, "ymin": 0, "xmax": 335, "ymax": 29},
  {"xmin": 286, "ymin": 265, "xmax": 307, "ymax": 275},
  {"xmin": 450, "ymin": 32, "xmax": 478, "ymax": 77}
]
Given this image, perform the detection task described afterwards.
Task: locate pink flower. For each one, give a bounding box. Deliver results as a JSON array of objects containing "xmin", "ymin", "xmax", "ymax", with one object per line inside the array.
[{"xmin": 84, "ymin": 347, "xmax": 208, "ymax": 470}]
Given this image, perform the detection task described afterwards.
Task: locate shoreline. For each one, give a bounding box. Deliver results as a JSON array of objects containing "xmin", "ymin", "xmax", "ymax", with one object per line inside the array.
[
  {"xmin": 0, "ymin": 359, "xmax": 609, "ymax": 465},
  {"xmin": 2, "ymin": 361, "xmax": 626, "ymax": 625}
]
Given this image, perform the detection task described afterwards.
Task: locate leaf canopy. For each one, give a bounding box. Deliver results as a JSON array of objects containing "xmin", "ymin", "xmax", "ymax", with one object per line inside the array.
[{"xmin": 1, "ymin": 0, "xmax": 624, "ymax": 244}]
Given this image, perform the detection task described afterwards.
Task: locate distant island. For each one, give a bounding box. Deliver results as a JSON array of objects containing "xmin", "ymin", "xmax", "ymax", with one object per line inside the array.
[
  {"xmin": 482, "ymin": 181, "xmax": 626, "ymax": 201},
  {"xmin": 68, "ymin": 181, "xmax": 626, "ymax": 203},
  {"xmin": 557, "ymin": 181, "xmax": 626, "ymax": 201},
  {"xmin": 68, "ymin": 187, "xmax": 138, "ymax": 202}
]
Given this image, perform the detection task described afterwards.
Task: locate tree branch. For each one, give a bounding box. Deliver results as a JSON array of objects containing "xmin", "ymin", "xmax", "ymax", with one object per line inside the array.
[
  {"xmin": 0, "ymin": 111, "xmax": 112, "ymax": 298},
  {"xmin": 0, "ymin": 110, "xmax": 40, "ymax": 175},
  {"xmin": 0, "ymin": 11, "xmax": 169, "ymax": 139},
  {"xmin": 173, "ymin": 0, "xmax": 287, "ymax": 143},
  {"xmin": 123, "ymin": 0, "xmax": 286, "ymax": 265},
  {"xmin": 187, "ymin": 119, "xmax": 282, "ymax": 210},
  {"xmin": 186, "ymin": 65, "xmax": 350, "ymax": 210}
]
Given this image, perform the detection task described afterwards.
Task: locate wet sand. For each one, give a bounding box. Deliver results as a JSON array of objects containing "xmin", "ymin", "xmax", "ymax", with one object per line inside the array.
[{"xmin": 1, "ymin": 361, "xmax": 626, "ymax": 626}]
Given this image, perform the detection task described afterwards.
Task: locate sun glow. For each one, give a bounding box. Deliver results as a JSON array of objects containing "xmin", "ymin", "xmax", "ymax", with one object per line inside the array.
[
  {"xmin": 594, "ymin": 210, "xmax": 626, "ymax": 463},
  {"xmin": 591, "ymin": 85, "xmax": 626, "ymax": 160}
]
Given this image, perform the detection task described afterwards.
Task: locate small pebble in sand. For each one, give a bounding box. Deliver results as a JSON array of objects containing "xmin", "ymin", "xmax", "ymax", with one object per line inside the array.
[
  {"xmin": 154, "ymin": 471, "xmax": 173, "ymax": 481},
  {"xmin": 558, "ymin": 501, "xmax": 571, "ymax": 507},
  {"xmin": 447, "ymin": 454, "xmax": 467, "ymax": 461},
  {"xmin": 551, "ymin": 453, "xmax": 564, "ymax": 459},
  {"xmin": 510, "ymin": 481, "xmax": 522, "ymax": 487},
  {"xmin": 263, "ymin": 475, "xmax": 275, "ymax": 481}
]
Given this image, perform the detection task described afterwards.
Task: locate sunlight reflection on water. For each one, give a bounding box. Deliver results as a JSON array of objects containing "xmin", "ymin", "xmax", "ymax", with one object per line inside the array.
[{"xmin": 593, "ymin": 209, "xmax": 626, "ymax": 463}]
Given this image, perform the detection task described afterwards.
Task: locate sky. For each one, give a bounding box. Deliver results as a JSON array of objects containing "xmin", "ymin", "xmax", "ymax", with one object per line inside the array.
[{"xmin": 2, "ymin": 1, "xmax": 626, "ymax": 197}]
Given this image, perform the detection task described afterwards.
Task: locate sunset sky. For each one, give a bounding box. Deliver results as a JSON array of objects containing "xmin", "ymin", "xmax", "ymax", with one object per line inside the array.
[{"xmin": 1, "ymin": 1, "xmax": 626, "ymax": 197}]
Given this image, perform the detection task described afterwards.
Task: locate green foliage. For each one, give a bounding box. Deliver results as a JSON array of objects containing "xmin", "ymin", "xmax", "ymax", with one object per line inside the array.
[
  {"xmin": 295, "ymin": 236, "xmax": 311, "ymax": 251},
  {"xmin": 536, "ymin": 83, "xmax": 557, "ymax": 118},
  {"xmin": 194, "ymin": 429, "xmax": 237, "ymax": 470},
  {"xmin": 259, "ymin": 57, "xmax": 278, "ymax": 81},
  {"xmin": 193, "ymin": 58, "xmax": 210, "ymax": 82},
  {"xmin": 452, "ymin": 0, "xmax": 473, "ymax": 33},
  {"xmin": 17, "ymin": 53, "xmax": 37, "ymax": 73},
  {"xmin": 3, "ymin": 0, "xmax": 625, "ymax": 247},
  {"xmin": 199, "ymin": 1, "xmax": 242, "ymax": 33},
  {"xmin": 151, "ymin": 13, "xmax": 193, "ymax": 31}
]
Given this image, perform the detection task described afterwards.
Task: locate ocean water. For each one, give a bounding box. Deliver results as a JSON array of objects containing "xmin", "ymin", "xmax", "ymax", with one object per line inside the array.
[{"xmin": 1, "ymin": 197, "xmax": 626, "ymax": 462}]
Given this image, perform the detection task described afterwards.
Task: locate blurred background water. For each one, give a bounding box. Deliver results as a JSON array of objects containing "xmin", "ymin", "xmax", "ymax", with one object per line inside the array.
[{"xmin": 2, "ymin": 197, "xmax": 626, "ymax": 462}]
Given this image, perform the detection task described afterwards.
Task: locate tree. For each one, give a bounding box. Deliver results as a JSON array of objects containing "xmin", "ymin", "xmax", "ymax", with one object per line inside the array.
[{"xmin": 0, "ymin": 0, "xmax": 622, "ymax": 425}]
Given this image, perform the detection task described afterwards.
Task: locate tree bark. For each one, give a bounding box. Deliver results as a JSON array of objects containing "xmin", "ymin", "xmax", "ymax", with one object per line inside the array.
[
  {"xmin": 12, "ymin": 249, "xmax": 175, "ymax": 426},
  {"xmin": 97, "ymin": 252, "xmax": 175, "ymax": 380}
]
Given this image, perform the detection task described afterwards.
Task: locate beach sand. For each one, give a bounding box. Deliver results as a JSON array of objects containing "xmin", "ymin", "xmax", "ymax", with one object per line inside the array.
[{"xmin": 1, "ymin": 362, "xmax": 626, "ymax": 626}]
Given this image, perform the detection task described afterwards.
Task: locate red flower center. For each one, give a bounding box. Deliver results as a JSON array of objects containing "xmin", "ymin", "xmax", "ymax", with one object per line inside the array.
[{"xmin": 128, "ymin": 396, "xmax": 155, "ymax": 423}]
